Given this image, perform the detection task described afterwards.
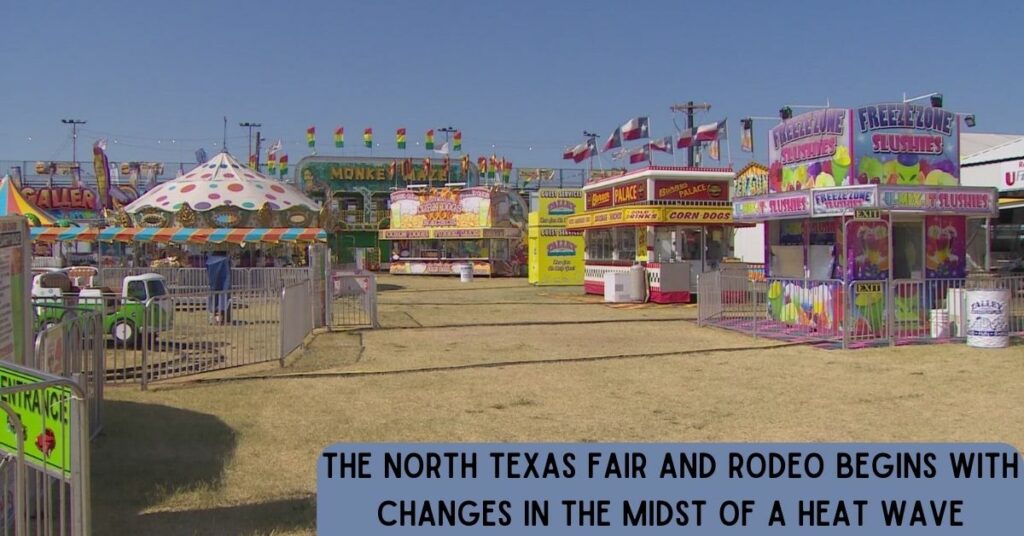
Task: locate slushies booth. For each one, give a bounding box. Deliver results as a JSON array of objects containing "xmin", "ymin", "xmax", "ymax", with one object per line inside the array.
[
  {"xmin": 566, "ymin": 166, "xmax": 736, "ymax": 303},
  {"xmin": 724, "ymin": 103, "xmax": 1009, "ymax": 347},
  {"xmin": 380, "ymin": 187, "xmax": 526, "ymax": 276}
]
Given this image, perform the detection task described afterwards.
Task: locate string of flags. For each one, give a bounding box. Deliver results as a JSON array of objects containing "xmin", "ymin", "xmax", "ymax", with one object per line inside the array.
[
  {"xmin": 568, "ymin": 115, "xmax": 731, "ymax": 165},
  {"xmin": 303, "ymin": 126, "xmax": 466, "ymax": 152}
]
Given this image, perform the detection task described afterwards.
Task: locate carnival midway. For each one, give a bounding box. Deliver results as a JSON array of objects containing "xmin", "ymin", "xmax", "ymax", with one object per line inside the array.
[{"xmin": 0, "ymin": 92, "xmax": 1022, "ymax": 534}]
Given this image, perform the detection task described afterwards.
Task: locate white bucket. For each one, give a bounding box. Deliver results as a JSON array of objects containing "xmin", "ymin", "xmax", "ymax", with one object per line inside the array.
[
  {"xmin": 459, "ymin": 264, "xmax": 474, "ymax": 283},
  {"xmin": 966, "ymin": 289, "xmax": 1010, "ymax": 348},
  {"xmin": 929, "ymin": 309, "xmax": 950, "ymax": 338},
  {"xmin": 947, "ymin": 288, "xmax": 965, "ymax": 337}
]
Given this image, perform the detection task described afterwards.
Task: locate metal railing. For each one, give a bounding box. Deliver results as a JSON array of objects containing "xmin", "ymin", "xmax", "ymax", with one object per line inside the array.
[
  {"xmin": 94, "ymin": 266, "xmax": 310, "ymax": 295},
  {"xmin": 0, "ymin": 370, "xmax": 91, "ymax": 535},
  {"xmin": 137, "ymin": 288, "xmax": 282, "ymax": 388},
  {"xmin": 31, "ymin": 308, "xmax": 104, "ymax": 439},
  {"xmin": 699, "ymin": 269, "xmax": 1024, "ymax": 349},
  {"xmin": 280, "ymin": 281, "xmax": 313, "ymax": 360},
  {"xmin": 327, "ymin": 271, "xmax": 378, "ymax": 328}
]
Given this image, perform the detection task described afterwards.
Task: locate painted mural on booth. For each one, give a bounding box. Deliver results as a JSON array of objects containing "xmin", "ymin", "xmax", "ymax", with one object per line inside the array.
[
  {"xmin": 853, "ymin": 103, "xmax": 960, "ymax": 187},
  {"xmin": 925, "ymin": 215, "xmax": 966, "ymax": 278},
  {"xmin": 846, "ymin": 220, "xmax": 890, "ymax": 280},
  {"xmin": 768, "ymin": 108, "xmax": 853, "ymax": 192}
]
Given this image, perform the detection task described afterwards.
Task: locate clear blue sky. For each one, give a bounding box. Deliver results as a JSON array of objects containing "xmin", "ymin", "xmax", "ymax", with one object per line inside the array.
[{"xmin": 2, "ymin": 0, "xmax": 1021, "ymax": 170}]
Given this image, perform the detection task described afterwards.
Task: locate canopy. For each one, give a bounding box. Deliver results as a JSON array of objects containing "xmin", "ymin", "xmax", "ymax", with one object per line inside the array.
[
  {"xmin": 0, "ymin": 175, "xmax": 59, "ymax": 226},
  {"xmin": 30, "ymin": 226, "xmax": 326, "ymax": 244},
  {"xmin": 124, "ymin": 152, "xmax": 319, "ymax": 213}
]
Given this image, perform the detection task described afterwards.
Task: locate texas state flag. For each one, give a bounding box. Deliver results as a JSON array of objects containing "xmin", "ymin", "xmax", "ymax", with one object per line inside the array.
[
  {"xmin": 676, "ymin": 128, "xmax": 696, "ymax": 149},
  {"xmin": 649, "ymin": 136, "xmax": 673, "ymax": 153},
  {"xmin": 603, "ymin": 127, "xmax": 622, "ymax": 152},
  {"xmin": 621, "ymin": 117, "xmax": 650, "ymax": 141},
  {"xmin": 695, "ymin": 119, "xmax": 727, "ymax": 142},
  {"xmin": 628, "ymin": 145, "xmax": 650, "ymax": 164}
]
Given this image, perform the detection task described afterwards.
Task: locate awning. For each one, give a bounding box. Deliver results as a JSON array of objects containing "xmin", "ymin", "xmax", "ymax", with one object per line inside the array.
[
  {"xmin": 30, "ymin": 227, "xmax": 327, "ymax": 244},
  {"xmin": 998, "ymin": 197, "xmax": 1024, "ymax": 210}
]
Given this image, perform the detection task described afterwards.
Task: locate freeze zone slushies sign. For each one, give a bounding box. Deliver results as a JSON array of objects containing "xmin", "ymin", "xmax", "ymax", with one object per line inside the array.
[
  {"xmin": 853, "ymin": 103, "xmax": 960, "ymax": 186},
  {"xmin": 768, "ymin": 109, "xmax": 853, "ymax": 191}
]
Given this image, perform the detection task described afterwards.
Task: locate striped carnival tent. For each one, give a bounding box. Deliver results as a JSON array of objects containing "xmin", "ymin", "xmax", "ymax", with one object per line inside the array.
[
  {"xmin": 30, "ymin": 226, "xmax": 327, "ymax": 245},
  {"xmin": 0, "ymin": 175, "xmax": 59, "ymax": 226}
]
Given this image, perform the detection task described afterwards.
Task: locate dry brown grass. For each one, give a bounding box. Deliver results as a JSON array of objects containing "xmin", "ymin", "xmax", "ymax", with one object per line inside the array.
[{"xmin": 91, "ymin": 275, "xmax": 1024, "ymax": 535}]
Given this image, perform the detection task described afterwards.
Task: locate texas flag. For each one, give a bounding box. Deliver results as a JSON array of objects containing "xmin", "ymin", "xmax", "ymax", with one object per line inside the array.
[
  {"xmin": 676, "ymin": 128, "xmax": 696, "ymax": 149},
  {"xmin": 649, "ymin": 136, "xmax": 673, "ymax": 154},
  {"xmin": 562, "ymin": 145, "xmax": 577, "ymax": 160},
  {"xmin": 603, "ymin": 128, "xmax": 622, "ymax": 152},
  {"xmin": 621, "ymin": 117, "xmax": 650, "ymax": 141},
  {"xmin": 695, "ymin": 119, "xmax": 727, "ymax": 142},
  {"xmin": 628, "ymin": 145, "xmax": 650, "ymax": 164},
  {"xmin": 572, "ymin": 138, "xmax": 597, "ymax": 163}
]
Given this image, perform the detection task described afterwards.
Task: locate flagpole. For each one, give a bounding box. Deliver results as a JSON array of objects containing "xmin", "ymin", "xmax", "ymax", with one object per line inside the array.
[
  {"xmin": 648, "ymin": 114, "xmax": 655, "ymax": 167},
  {"xmin": 725, "ymin": 120, "xmax": 733, "ymax": 167}
]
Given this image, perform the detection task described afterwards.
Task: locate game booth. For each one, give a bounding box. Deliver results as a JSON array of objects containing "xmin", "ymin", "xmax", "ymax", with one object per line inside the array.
[
  {"xmin": 729, "ymin": 103, "xmax": 1001, "ymax": 344},
  {"xmin": 565, "ymin": 166, "xmax": 736, "ymax": 303},
  {"xmin": 380, "ymin": 187, "xmax": 527, "ymax": 276}
]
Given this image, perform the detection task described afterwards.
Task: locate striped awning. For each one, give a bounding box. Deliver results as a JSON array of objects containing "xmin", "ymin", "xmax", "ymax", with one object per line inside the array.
[{"xmin": 30, "ymin": 227, "xmax": 327, "ymax": 244}]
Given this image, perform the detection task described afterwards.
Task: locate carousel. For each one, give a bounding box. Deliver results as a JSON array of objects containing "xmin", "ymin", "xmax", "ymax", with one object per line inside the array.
[{"xmin": 31, "ymin": 152, "xmax": 330, "ymax": 268}]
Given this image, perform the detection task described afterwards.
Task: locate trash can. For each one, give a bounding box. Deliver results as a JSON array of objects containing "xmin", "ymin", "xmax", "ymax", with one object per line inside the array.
[
  {"xmin": 929, "ymin": 309, "xmax": 949, "ymax": 338},
  {"xmin": 459, "ymin": 264, "xmax": 474, "ymax": 283},
  {"xmin": 965, "ymin": 288, "xmax": 1010, "ymax": 348}
]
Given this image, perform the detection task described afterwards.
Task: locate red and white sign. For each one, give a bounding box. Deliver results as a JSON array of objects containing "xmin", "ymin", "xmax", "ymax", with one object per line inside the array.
[
  {"xmin": 1002, "ymin": 159, "xmax": 1024, "ymax": 191},
  {"xmin": 652, "ymin": 180, "xmax": 728, "ymax": 201}
]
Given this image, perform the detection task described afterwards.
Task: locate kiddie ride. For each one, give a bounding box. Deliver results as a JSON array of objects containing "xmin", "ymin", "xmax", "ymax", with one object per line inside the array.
[{"xmin": 32, "ymin": 270, "xmax": 173, "ymax": 347}]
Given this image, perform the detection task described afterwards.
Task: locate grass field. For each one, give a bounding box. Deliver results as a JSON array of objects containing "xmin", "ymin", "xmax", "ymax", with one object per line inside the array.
[{"xmin": 91, "ymin": 275, "xmax": 1024, "ymax": 535}]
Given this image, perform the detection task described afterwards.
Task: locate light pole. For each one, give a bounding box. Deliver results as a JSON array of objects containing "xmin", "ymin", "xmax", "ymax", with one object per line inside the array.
[
  {"xmin": 240, "ymin": 121, "xmax": 262, "ymax": 162},
  {"xmin": 61, "ymin": 118, "xmax": 86, "ymax": 166},
  {"xmin": 583, "ymin": 130, "xmax": 599, "ymax": 175},
  {"xmin": 902, "ymin": 92, "xmax": 943, "ymax": 107}
]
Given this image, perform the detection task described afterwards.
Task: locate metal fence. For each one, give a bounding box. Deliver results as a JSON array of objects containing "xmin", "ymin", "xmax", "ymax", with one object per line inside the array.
[
  {"xmin": 699, "ymin": 270, "xmax": 1024, "ymax": 349},
  {"xmin": 94, "ymin": 267, "xmax": 311, "ymax": 295},
  {"xmin": 327, "ymin": 272, "xmax": 379, "ymax": 328},
  {"xmin": 31, "ymin": 308, "xmax": 104, "ymax": 439},
  {"xmin": 280, "ymin": 281, "xmax": 312, "ymax": 359},
  {"xmin": 0, "ymin": 369, "xmax": 91, "ymax": 535},
  {"xmin": 135, "ymin": 288, "xmax": 282, "ymax": 388}
]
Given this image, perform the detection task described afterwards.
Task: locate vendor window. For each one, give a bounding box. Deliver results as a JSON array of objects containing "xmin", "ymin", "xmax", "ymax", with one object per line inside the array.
[
  {"xmin": 614, "ymin": 228, "xmax": 636, "ymax": 261},
  {"xmin": 892, "ymin": 221, "xmax": 923, "ymax": 279},
  {"xmin": 654, "ymin": 228, "xmax": 676, "ymax": 262},
  {"xmin": 587, "ymin": 230, "xmax": 613, "ymax": 261}
]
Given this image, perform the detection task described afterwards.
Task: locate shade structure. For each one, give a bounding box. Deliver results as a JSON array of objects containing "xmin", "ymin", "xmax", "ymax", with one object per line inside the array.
[
  {"xmin": 30, "ymin": 226, "xmax": 327, "ymax": 245},
  {"xmin": 0, "ymin": 175, "xmax": 59, "ymax": 226},
  {"xmin": 123, "ymin": 152, "xmax": 320, "ymax": 228}
]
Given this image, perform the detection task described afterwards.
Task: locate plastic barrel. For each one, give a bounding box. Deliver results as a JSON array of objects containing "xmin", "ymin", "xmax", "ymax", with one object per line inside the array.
[
  {"xmin": 966, "ymin": 288, "xmax": 1010, "ymax": 348},
  {"xmin": 459, "ymin": 264, "xmax": 474, "ymax": 283}
]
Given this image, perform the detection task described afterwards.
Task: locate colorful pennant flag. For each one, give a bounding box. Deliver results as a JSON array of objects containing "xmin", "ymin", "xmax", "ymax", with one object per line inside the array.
[
  {"xmin": 92, "ymin": 139, "xmax": 111, "ymax": 210},
  {"xmin": 621, "ymin": 117, "xmax": 650, "ymax": 141},
  {"xmin": 306, "ymin": 126, "xmax": 315, "ymax": 148},
  {"xmin": 442, "ymin": 156, "xmax": 451, "ymax": 179},
  {"xmin": 695, "ymin": 119, "xmax": 727, "ymax": 142},
  {"xmin": 248, "ymin": 153, "xmax": 258, "ymax": 170},
  {"xmin": 402, "ymin": 158, "xmax": 413, "ymax": 179},
  {"xmin": 396, "ymin": 128, "xmax": 407, "ymax": 149},
  {"xmin": 279, "ymin": 154, "xmax": 289, "ymax": 175},
  {"xmin": 629, "ymin": 145, "xmax": 650, "ymax": 164},
  {"xmin": 740, "ymin": 119, "xmax": 753, "ymax": 152},
  {"xmin": 453, "ymin": 131, "xmax": 462, "ymax": 152},
  {"xmin": 388, "ymin": 160, "xmax": 398, "ymax": 180},
  {"xmin": 423, "ymin": 157, "xmax": 432, "ymax": 177},
  {"xmin": 501, "ymin": 159, "xmax": 512, "ymax": 182},
  {"xmin": 334, "ymin": 127, "xmax": 344, "ymax": 148},
  {"xmin": 603, "ymin": 127, "xmax": 622, "ymax": 152},
  {"xmin": 478, "ymin": 156, "xmax": 488, "ymax": 178},
  {"xmin": 267, "ymin": 150, "xmax": 277, "ymax": 174},
  {"xmin": 364, "ymin": 128, "xmax": 373, "ymax": 148},
  {"xmin": 425, "ymin": 129, "xmax": 435, "ymax": 150},
  {"xmin": 460, "ymin": 154, "xmax": 470, "ymax": 177},
  {"xmin": 489, "ymin": 154, "xmax": 498, "ymax": 179},
  {"xmin": 676, "ymin": 128, "xmax": 696, "ymax": 149},
  {"xmin": 707, "ymin": 139, "xmax": 721, "ymax": 161},
  {"xmin": 649, "ymin": 136, "xmax": 674, "ymax": 154}
]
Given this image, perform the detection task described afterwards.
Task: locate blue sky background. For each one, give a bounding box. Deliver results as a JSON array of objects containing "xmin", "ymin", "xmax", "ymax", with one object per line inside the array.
[{"xmin": 2, "ymin": 0, "xmax": 1020, "ymax": 171}]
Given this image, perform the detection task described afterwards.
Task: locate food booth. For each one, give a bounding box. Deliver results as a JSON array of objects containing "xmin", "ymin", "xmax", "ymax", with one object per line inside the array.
[
  {"xmin": 732, "ymin": 103, "xmax": 1000, "ymax": 337},
  {"xmin": 380, "ymin": 187, "xmax": 527, "ymax": 276},
  {"xmin": 566, "ymin": 166, "xmax": 736, "ymax": 303}
]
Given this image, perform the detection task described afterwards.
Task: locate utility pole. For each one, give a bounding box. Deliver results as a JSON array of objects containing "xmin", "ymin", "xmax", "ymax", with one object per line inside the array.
[
  {"xmin": 669, "ymin": 101, "xmax": 711, "ymax": 166},
  {"xmin": 240, "ymin": 121, "xmax": 262, "ymax": 162}
]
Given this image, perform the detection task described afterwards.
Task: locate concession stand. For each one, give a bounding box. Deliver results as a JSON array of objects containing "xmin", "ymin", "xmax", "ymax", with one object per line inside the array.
[
  {"xmin": 731, "ymin": 103, "xmax": 999, "ymax": 336},
  {"xmin": 380, "ymin": 186, "xmax": 527, "ymax": 276},
  {"xmin": 566, "ymin": 166, "xmax": 736, "ymax": 303}
]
